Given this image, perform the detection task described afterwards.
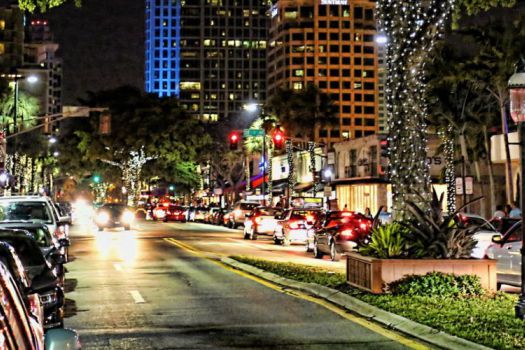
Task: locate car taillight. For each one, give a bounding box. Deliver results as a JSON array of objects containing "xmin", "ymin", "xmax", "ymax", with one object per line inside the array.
[
  {"xmin": 360, "ymin": 223, "xmax": 368, "ymax": 231},
  {"xmin": 339, "ymin": 229, "xmax": 354, "ymax": 240}
]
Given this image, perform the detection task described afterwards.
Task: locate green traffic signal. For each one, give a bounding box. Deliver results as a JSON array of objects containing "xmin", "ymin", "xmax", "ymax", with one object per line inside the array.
[{"xmin": 93, "ymin": 175, "xmax": 101, "ymax": 184}]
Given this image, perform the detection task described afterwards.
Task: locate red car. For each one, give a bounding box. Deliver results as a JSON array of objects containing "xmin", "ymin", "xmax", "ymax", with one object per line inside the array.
[
  {"xmin": 163, "ymin": 205, "xmax": 187, "ymax": 222},
  {"xmin": 311, "ymin": 211, "xmax": 373, "ymax": 261}
]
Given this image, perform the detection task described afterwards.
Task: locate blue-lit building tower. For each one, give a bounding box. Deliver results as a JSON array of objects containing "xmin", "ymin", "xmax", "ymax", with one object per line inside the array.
[
  {"xmin": 145, "ymin": 0, "xmax": 181, "ymax": 97},
  {"xmin": 145, "ymin": 0, "xmax": 269, "ymax": 122}
]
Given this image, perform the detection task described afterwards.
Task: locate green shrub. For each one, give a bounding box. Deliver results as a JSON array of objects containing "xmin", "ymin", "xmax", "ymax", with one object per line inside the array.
[
  {"xmin": 358, "ymin": 223, "xmax": 417, "ymax": 259},
  {"xmin": 387, "ymin": 272, "xmax": 485, "ymax": 297}
]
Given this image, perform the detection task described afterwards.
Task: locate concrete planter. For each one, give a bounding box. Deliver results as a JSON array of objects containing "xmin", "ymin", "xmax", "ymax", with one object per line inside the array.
[{"xmin": 346, "ymin": 252, "xmax": 497, "ymax": 294}]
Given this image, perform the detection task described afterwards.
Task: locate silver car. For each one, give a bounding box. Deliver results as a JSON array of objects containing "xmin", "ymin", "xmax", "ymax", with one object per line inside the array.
[{"xmin": 486, "ymin": 221, "xmax": 522, "ymax": 288}]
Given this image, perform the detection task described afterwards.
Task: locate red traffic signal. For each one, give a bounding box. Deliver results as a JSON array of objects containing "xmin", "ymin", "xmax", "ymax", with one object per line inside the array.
[
  {"xmin": 272, "ymin": 128, "xmax": 285, "ymax": 150},
  {"xmin": 229, "ymin": 131, "xmax": 240, "ymax": 150}
]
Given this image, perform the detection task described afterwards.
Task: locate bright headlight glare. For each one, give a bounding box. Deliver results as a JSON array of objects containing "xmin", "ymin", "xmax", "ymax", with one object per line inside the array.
[
  {"xmin": 122, "ymin": 211, "xmax": 134, "ymax": 224},
  {"xmin": 96, "ymin": 212, "xmax": 109, "ymax": 224}
]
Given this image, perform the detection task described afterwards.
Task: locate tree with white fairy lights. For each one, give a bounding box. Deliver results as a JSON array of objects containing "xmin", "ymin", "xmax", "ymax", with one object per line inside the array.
[{"xmin": 377, "ymin": 0, "xmax": 514, "ymax": 220}]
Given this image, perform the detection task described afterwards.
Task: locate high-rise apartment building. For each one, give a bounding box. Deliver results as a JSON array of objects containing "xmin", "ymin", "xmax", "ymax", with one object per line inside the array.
[
  {"xmin": 145, "ymin": 0, "xmax": 269, "ymax": 122},
  {"xmin": 0, "ymin": 4, "xmax": 24, "ymax": 71},
  {"xmin": 267, "ymin": 0, "xmax": 378, "ymax": 146}
]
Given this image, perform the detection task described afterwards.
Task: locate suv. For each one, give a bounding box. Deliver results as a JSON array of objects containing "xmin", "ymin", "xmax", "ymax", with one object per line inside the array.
[
  {"xmin": 228, "ymin": 201, "xmax": 260, "ymax": 229},
  {"xmin": 273, "ymin": 208, "xmax": 323, "ymax": 246},
  {"xmin": 0, "ymin": 196, "xmax": 70, "ymax": 246}
]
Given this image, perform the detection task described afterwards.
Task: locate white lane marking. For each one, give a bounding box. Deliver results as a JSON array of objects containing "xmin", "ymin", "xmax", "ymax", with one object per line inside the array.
[
  {"xmin": 114, "ymin": 263, "xmax": 123, "ymax": 271},
  {"xmin": 130, "ymin": 290, "xmax": 145, "ymax": 304}
]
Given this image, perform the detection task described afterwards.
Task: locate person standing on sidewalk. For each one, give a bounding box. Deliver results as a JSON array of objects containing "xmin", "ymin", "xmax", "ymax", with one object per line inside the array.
[{"xmin": 509, "ymin": 202, "xmax": 522, "ymax": 218}]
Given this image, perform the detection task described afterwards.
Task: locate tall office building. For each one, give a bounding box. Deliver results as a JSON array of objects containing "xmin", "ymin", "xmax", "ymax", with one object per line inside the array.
[
  {"xmin": 0, "ymin": 4, "xmax": 24, "ymax": 71},
  {"xmin": 145, "ymin": 0, "xmax": 269, "ymax": 122},
  {"xmin": 267, "ymin": 0, "xmax": 378, "ymax": 146}
]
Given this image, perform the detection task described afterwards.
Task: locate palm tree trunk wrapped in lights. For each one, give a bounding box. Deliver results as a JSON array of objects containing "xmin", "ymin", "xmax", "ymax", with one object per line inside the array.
[
  {"xmin": 286, "ymin": 139, "xmax": 295, "ymax": 201},
  {"xmin": 440, "ymin": 126, "xmax": 456, "ymax": 213},
  {"xmin": 376, "ymin": 0, "xmax": 454, "ymax": 219},
  {"xmin": 308, "ymin": 141, "xmax": 317, "ymax": 197}
]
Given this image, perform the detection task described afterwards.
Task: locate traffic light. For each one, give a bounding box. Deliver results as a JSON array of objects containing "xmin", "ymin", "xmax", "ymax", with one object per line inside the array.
[
  {"xmin": 380, "ymin": 137, "xmax": 389, "ymax": 158},
  {"xmin": 272, "ymin": 128, "xmax": 285, "ymax": 150},
  {"xmin": 229, "ymin": 131, "xmax": 240, "ymax": 150},
  {"xmin": 93, "ymin": 175, "xmax": 101, "ymax": 184}
]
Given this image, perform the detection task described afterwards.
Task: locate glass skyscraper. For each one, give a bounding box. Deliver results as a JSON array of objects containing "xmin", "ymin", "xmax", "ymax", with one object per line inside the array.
[{"xmin": 145, "ymin": 0, "xmax": 269, "ymax": 122}]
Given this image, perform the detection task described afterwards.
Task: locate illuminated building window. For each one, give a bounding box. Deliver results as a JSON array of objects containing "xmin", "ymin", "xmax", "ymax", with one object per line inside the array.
[
  {"xmin": 293, "ymin": 82, "xmax": 303, "ymax": 90},
  {"xmin": 0, "ymin": 43, "xmax": 5, "ymax": 55},
  {"xmin": 0, "ymin": 20, "xmax": 5, "ymax": 30},
  {"xmin": 191, "ymin": 104, "xmax": 199, "ymax": 111},
  {"xmin": 210, "ymin": 93, "xmax": 217, "ymax": 100},
  {"xmin": 229, "ymin": 93, "xmax": 235, "ymax": 100},
  {"xmin": 180, "ymin": 82, "xmax": 201, "ymax": 90},
  {"xmin": 294, "ymin": 69, "xmax": 304, "ymax": 77},
  {"xmin": 190, "ymin": 93, "xmax": 200, "ymax": 99},
  {"xmin": 354, "ymin": 82, "xmax": 362, "ymax": 89},
  {"xmin": 342, "ymin": 131, "xmax": 350, "ymax": 140}
]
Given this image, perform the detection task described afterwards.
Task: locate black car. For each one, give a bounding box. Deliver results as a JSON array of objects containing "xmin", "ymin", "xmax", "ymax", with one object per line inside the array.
[
  {"xmin": 0, "ymin": 232, "xmax": 64, "ymax": 329},
  {"xmin": 0, "ymin": 223, "xmax": 68, "ymax": 285},
  {"xmin": 95, "ymin": 203, "xmax": 135, "ymax": 231}
]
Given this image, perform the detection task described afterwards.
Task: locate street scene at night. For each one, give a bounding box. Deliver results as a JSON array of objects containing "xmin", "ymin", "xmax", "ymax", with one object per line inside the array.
[{"xmin": 1, "ymin": 0, "xmax": 525, "ymax": 349}]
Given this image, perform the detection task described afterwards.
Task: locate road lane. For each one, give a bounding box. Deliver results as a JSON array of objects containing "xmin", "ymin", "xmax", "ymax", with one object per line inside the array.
[{"xmin": 64, "ymin": 220, "xmax": 426, "ymax": 349}]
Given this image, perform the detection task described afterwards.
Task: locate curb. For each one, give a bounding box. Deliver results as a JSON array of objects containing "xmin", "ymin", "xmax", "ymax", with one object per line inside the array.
[{"xmin": 221, "ymin": 257, "xmax": 492, "ymax": 350}]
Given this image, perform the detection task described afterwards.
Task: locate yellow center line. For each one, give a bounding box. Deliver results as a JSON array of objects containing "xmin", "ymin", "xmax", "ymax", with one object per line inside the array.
[{"xmin": 163, "ymin": 237, "xmax": 430, "ymax": 350}]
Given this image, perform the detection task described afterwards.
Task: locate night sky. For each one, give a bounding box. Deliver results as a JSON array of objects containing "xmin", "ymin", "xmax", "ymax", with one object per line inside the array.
[{"xmin": 44, "ymin": 0, "xmax": 145, "ymax": 104}]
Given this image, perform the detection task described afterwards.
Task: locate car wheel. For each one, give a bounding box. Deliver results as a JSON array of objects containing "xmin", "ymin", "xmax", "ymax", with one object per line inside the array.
[
  {"xmin": 124, "ymin": 225, "xmax": 131, "ymax": 231},
  {"xmin": 313, "ymin": 242, "xmax": 324, "ymax": 259},
  {"xmin": 305, "ymin": 242, "xmax": 313, "ymax": 252},
  {"xmin": 497, "ymin": 282, "xmax": 502, "ymax": 291},
  {"xmin": 98, "ymin": 226, "xmax": 103, "ymax": 232},
  {"xmin": 330, "ymin": 242, "xmax": 340, "ymax": 262}
]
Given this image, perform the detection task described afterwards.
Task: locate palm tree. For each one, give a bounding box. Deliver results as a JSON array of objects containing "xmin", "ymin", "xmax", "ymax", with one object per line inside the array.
[{"xmin": 463, "ymin": 13, "xmax": 525, "ymax": 204}]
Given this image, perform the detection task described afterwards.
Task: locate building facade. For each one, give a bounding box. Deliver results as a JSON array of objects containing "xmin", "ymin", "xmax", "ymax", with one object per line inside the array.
[
  {"xmin": 0, "ymin": 4, "xmax": 24, "ymax": 71},
  {"xmin": 145, "ymin": 0, "xmax": 269, "ymax": 122},
  {"xmin": 267, "ymin": 0, "xmax": 378, "ymax": 146}
]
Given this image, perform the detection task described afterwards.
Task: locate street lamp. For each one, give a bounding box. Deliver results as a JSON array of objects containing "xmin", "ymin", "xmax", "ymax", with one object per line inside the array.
[{"xmin": 508, "ymin": 61, "xmax": 525, "ymax": 319}]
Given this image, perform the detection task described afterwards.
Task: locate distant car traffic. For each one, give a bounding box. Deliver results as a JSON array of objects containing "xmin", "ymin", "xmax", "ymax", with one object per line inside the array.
[
  {"xmin": 273, "ymin": 208, "xmax": 322, "ymax": 246},
  {"xmin": 312, "ymin": 211, "xmax": 373, "ymax": 261},
  {"xmin": 95, "ymin": 203, "xmax": 134, "ymax": 231},
  {"xmin": 486, "ymin": 220, "xmax": 522, "ymax": 288},
  {"xmin": 228, "ymin": 201, "xmax": 260, "ymax": 228},
  {"xmin": 243, "ymin": 206, "xmax": 283, "ymax": 240},
  {"xmin": 153, "ymin": 204, "xmax": 187, "ymax": 222},
  {"xmin": 194, "ymin": 207, "xmax": 209, "ymax": 222}
]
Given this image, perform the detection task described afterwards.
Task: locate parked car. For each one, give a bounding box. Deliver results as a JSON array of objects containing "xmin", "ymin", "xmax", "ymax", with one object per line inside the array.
[
  {"xmin": 0, "ymin": 223, "xmax": 68, "ymax": 286},
  {"xmin": 312, "ymin": 211, "xmax": 373, "ymax": 261},
  {"xmin": 205, "ymin": 208, "xmax": 221, "ymax": 224},
  {"xmin": 164, "ymin": 205, "xmax": 187, "ymax": 222},
  {"xmin": 273, "ymin": 208, "xmax": 323, "ymax": 246},
  {"xmin": 228, "ymin": 201, "xmax": 260, "ymax": 228},
  {"xmin": 243, "ymin": 206, "xmax": 283, "ymax": 240},
  {"xmin": 95, "ymin": 203, "xmax": 135, "ymax": 231},
  {"xmin": 194, "ymin": 207, "xmax": 209, "ymax": 222},
  {"xmin": 0, "ymin": 257, "xmax": 80, "ymax": 349},
  {"xmin": 486, "ymin": 220, "xmax": 522, "ymax": 288},
  {"xmin": 455, "ymin": 213, "xmax": 500, "ymax": 258},
  {"xmin": 222, "ymin": 209, "xmax": 232, "ymax": 226},
  {"xmin": 0, "ymin": 196, "xmax": 71, "ymax": 249},
  {"xmin": 0, "ymin": 233, "xmax": 65, "ymax": 329}
]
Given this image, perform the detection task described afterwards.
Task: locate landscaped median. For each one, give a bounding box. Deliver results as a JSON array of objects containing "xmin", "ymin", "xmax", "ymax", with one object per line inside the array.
[{"xmin": 227, "ymin": 256, "xmax": 524, "ymax": 350}]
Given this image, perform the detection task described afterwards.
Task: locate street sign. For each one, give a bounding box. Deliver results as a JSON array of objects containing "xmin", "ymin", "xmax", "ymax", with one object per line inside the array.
[
  {"xmin": 456, "ymin": 177, "xmax": 474, "ymax": 195},
  {"xmin": 243, "ymin": 129, "xmax": 264, "ymax": 137}
]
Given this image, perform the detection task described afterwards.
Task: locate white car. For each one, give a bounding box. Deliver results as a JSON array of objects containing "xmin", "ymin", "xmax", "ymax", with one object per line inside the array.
[
  {"xmin": 0, "ymin": 196, "xmax": 71, "ymax": 257},
  {"xmin": 456, "ymin": 213, "xmax": 501, "ymax": 259},
  {"xmin": 486, "ymin": 221, "xmax": 522, "ymax": 288},
  {"xmin": 243, "ymin": 206, "xmax": 283, "ymax": 240},
  {"xmin": 273, "ymin": 208, "xmax": 322, "ymax": 246}
]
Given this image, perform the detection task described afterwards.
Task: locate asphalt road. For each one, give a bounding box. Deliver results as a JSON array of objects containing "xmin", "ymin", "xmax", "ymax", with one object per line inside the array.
[{"xmin": 64, "ymin": 220, "xmax": 428, "ymax": 349}]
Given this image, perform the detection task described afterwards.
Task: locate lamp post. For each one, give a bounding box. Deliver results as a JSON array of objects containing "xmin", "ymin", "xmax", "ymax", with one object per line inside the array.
[{"xmin": 508, "ymin": 61, "xmax": 525, "ymax": 319}]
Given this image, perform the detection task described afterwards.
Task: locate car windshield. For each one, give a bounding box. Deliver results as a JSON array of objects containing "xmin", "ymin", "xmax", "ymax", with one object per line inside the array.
[
  {"xmin": 101, "ymin": 204, "xmax": 127, "ymax": 214},
  {"xmin": 291, "ymin": 210, "xmax": 320, "ymax": 221},
  {"xmin": 256, "ymin": 208, "xmax": 282, "ymax": 216},
  {"xmin": 0, "ymin": 237, "xmax": 46, "ymax": 266},
  {"xmin": 240, "ymin": 203, "xmax": 259, "ymax": 211},
  {"xmin": 0, "ymin": 201, "xmax": 53, "ymax": 224}
]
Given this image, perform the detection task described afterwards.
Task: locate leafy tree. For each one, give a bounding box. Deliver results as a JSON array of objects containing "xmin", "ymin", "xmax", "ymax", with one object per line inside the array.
[
  {"xmin": 61, "ymin": 86, "xmax": 211, "ymax": 202},
  {"xmin": 376, "ymin": 0, "xmax": 515, "ymax": 220},
  {"xmin": 18, "ymin": 0, "xmax": 80, "ymax": 12},
  {"xmin": 0, "ymin": 90, "xmax": 39, "ymax": 133},
  {"xmin": 266, "ymin": 83, "xmax": 337, "ymax": 140}
]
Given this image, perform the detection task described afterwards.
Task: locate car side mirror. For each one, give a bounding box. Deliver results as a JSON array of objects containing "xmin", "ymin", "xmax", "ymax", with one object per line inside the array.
[
  {"xmin": 491, "ymin": 234, "xmax": 503, "ymax": 244},
  {"xmin": 45, "ymin": 328, "xmax": 81, "ymax": 350},
  {"xmin": 59, "ymin": 238, "xmax": 70, "ymax": 247}
]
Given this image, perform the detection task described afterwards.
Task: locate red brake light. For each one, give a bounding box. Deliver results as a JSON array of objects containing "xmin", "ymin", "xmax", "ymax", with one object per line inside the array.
[{"xmin": 341, "ymin": 212, "xmax": 353, "ymax": 217}]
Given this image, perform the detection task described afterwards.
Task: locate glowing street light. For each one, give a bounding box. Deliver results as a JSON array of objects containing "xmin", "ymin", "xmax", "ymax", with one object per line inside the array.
[
  {"xmin": 48, "ymin": 136, "xmax": 57, "ymax": 144},
  {"xmin": 26, "ymin": 75, "xmax": 38, "ymax": 84},
  {"xmin": 243, "ymin": 103, "xmax": 258, "ymax": 113},
  {"xmin": 375, "ymin": 33, "xmax": 388, "ymax": 45}
]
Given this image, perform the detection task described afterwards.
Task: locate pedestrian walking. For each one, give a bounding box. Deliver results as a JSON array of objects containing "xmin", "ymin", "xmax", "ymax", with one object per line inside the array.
[
  {"xmin": 364, "ymin": 207, "xmax": 372, "ymax": 219},
  {"xmin": 509, "ymin": 201, "xmax": 522, "ymax": 218}
]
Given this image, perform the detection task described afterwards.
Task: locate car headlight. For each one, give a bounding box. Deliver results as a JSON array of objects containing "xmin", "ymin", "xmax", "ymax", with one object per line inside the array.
[
  {"xmin": 96, "ymin": 211, "xmax": 110, "ymax": 224},
  {"xmin": 122, "ymin": 210, "xmax": 135, "ymax": 224}
]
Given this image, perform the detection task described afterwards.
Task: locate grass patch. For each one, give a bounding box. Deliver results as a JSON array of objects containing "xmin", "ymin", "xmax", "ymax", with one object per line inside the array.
[{"xmin": 231, "ymin": 255, "xmax": 525, "ymax": 350}]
